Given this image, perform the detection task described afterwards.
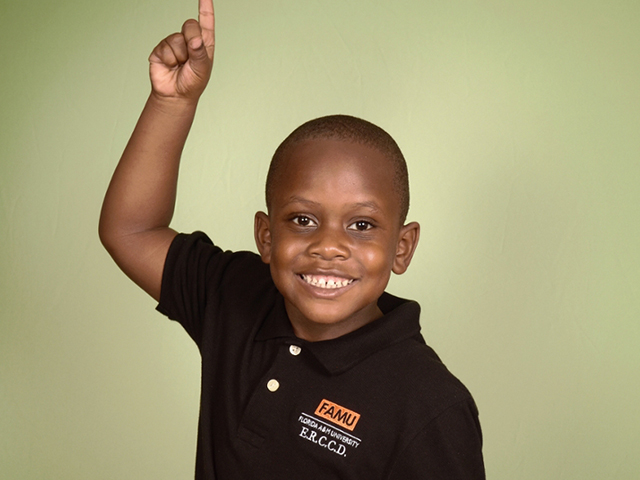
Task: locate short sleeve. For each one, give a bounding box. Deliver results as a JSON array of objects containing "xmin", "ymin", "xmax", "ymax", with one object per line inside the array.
[
  {"xmin": 386, "ymin": 399, "xmax": 485, "ymax": 480},
  {"xmin": 155, "ymin": 231, "xmax": 271, "ymax": 345}
]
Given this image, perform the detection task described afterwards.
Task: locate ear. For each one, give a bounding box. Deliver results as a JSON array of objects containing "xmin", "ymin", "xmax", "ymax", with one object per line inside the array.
[
  {"xmin": 254, "ymin": 211, "xmax": 272, "ymax": 264},
  {"xmin": 392, "ymin": 221, "xmax": 420, "ymax": 275}
]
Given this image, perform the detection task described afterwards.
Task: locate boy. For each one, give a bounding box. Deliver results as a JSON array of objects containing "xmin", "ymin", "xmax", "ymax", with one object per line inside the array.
[{"xmin": 99, "ymin": 0, "xmax": 485, "ymax": 478}]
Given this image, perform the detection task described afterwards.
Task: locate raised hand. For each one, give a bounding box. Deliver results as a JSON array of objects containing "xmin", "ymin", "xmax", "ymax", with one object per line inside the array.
[{"xmin": 148, "ymin": 0, "xmax": 215, "ymax": 101}]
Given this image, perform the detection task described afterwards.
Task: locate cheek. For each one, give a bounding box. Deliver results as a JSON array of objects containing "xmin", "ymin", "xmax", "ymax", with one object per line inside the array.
[
  {"xmin": 359, "ymin": 242, "xmax": 396, "ymax": 273},
  {"xmin": 270, "ymin": 234, "xmax": 304, "ymax": 270}
]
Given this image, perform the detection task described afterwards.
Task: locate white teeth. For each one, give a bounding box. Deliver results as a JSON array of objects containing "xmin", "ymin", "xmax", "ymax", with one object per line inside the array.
[{"xmin": 302, "ymin": 275, "xmax": 353, "ymax": 289}]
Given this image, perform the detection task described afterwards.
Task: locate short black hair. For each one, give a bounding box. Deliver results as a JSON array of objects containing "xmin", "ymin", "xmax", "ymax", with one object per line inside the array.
[{"xmin": 266, "ymin": 114, "xmax": 410, "ymax": 223}]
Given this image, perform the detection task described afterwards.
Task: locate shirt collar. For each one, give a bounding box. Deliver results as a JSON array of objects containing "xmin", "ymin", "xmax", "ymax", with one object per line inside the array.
[{"xmin": 255, "ymin": 292, "xmax": 422, "ymax": 376}]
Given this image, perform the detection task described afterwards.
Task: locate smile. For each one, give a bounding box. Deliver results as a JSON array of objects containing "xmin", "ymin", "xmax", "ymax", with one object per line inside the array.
[{"xmin": 300, "ymin": 274, "xmax": 354, "ymax": 289}]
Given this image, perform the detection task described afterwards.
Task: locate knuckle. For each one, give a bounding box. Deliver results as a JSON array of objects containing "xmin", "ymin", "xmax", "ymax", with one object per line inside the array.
[
  {"xmin": 182, "ymin": 19, "xmax": 198, "ymax": 30},
  {"xmin": 166, "ymin": 32, "xmax": 185, "ymax": 45},
  {"xmin": 182, "ymin": 19, "xmax": 202, "ymax": 36}
]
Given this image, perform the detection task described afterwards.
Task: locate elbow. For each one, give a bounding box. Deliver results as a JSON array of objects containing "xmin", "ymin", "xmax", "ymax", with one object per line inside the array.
[
  {"xmin": 98, "ymin": 222, "xmax": 116, "ymax": 257},
  {"xmin": 98, "ymin": 210, "xmax": 120, "ymax": 257}
]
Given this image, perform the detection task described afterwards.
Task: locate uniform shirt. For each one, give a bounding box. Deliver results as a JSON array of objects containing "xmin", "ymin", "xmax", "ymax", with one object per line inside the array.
[{"xmin": 157, "ymin": 232, "xmax": 485, "ymax": 479}]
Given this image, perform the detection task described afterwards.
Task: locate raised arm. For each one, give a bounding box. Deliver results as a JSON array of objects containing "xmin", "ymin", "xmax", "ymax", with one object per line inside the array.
[{"xmin": 99, "ymin": 0, "xmax": 215, "ymax": 301}]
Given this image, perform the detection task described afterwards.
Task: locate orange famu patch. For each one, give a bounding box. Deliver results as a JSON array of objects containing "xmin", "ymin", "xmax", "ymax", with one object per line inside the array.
[{"xmin": 314, "ymin": 399, "xmax": 361, "ymax": 431}]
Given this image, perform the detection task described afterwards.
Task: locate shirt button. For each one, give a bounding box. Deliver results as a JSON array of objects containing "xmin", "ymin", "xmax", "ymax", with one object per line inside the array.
[
  {"xmin": 267, "ymin": 379, "xmax": 280, "ymax": 392},
  {"xmin": 289, "ymin": 345, "xmax": 302, "ymax": 356}
]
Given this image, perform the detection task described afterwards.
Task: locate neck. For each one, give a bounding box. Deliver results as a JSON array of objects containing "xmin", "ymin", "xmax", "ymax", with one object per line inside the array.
[{"xmin": 286, "ymin": 304, "xmax": 384, "ymax": 342}]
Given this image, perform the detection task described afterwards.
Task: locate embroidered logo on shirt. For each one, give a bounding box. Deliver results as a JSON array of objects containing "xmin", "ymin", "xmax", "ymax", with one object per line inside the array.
[
  {"xmin": 314, "ymin": 399, "xmax": 361, "ymax": 431},
  {"xmin": 298, "ymin": 413, "xmax": 361, "ymax": 457}
]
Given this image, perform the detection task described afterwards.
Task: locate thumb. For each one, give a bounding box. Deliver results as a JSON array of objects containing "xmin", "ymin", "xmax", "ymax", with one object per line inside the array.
[
  {"xmin": 182, "ymin": 20, "xmax": 212, "ymax": 77},
  {"xmin": 187, "ymin": 34, "xmax": 208, "ymax": 62},
  {"xmin": 186, "ymin": 34, "xmax": 212, "ymax": 82}
]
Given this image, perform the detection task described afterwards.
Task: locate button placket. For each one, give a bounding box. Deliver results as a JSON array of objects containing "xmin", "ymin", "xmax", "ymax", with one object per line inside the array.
[{"xmin": 238, "ymin": 344, "xmax": 292, "ymax": 447}]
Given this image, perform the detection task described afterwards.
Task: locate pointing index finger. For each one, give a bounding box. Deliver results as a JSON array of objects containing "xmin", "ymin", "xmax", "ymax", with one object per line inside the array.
[{"xmin": 199, "ymin": 0, "xmax": 215, "ymax": 53}]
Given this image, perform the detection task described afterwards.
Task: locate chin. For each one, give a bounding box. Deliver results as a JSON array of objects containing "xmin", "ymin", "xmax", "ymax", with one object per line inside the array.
[
  {"xmin": 301, "ymin": 307, "xmax": 351, "ymax": 326},
  {"xmin": 300, "ymin": 302, "xmax": 377, "ymax": 330}
]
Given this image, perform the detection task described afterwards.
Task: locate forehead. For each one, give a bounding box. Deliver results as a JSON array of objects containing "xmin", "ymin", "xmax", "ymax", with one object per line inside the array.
[{"xmin": 274, "ymin": 138, "xmax": 401, "ymax": 213}]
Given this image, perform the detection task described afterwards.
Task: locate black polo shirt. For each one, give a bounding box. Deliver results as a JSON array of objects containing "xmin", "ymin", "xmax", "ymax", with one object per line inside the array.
[{"xmin": 157, "ymin": 232, "xmax": 484, "ymax": 479}]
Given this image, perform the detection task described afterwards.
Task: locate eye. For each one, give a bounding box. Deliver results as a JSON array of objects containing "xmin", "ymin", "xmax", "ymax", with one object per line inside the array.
[
  {"xmin": 348, "ymin": 220, "xmax": 374, "ymax": 232},
  {"xmin": 292, "ymin": 215, "xmax": 316, "ymax": 227}
]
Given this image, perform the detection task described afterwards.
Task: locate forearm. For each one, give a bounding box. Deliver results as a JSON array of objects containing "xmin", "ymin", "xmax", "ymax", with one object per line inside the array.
[{"xmin": 100, "ymin": 93, "xmax": 197, "ymax": 243}]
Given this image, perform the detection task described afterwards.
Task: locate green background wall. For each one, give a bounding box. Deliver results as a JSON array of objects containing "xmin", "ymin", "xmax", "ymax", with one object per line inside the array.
[{"xmin": 2, "ymin": 0, "xmax": 639, "ymax": 478}]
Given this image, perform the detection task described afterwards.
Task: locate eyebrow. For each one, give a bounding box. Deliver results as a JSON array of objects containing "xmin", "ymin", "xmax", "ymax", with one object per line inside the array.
[{"xmin": 283, "ymin": 196, "xmax": 383, "ymax": 213}]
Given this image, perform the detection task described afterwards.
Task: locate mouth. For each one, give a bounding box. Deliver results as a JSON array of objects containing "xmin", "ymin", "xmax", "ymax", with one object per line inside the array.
[{"xmin": 300, "ymin": 274, "xmax": 354, "ymax": 289}]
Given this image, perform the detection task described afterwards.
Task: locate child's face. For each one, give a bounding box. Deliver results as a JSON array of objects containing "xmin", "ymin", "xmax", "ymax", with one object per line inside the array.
[{"xmin": 255, "ymin": 138, "xmax": 419, "ymax": 342}]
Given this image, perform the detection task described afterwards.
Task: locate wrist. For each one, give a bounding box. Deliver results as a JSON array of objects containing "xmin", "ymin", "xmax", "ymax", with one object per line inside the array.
[{"xmin": 147, "ymin": 91, "xmax": 200, "ymax": 117}]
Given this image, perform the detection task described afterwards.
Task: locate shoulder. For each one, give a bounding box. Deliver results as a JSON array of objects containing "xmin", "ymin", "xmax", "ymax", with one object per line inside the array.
[
  {"xmin": 380, "ymin": 340, "xmax": 485, "ymax": 478},
  {"xmin": 341, "ymin": 334, "xmax": 483, "ymax": 478},
  {"xmin": 383, "ymin": 335, "xmax": 475, "ymax": 420},
  {"xmin": 164, "ymin": 231, "xmax": 269, "ymax": 283},
  {"xmin": 368, "ymin": 293, "xmax": 474, "ymax": 417}
]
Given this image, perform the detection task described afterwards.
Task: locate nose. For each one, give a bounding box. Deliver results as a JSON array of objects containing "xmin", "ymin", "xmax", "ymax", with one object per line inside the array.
[{"xmin": 308, "ymin": 225, "xmax": 350, "ymax": 260}]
